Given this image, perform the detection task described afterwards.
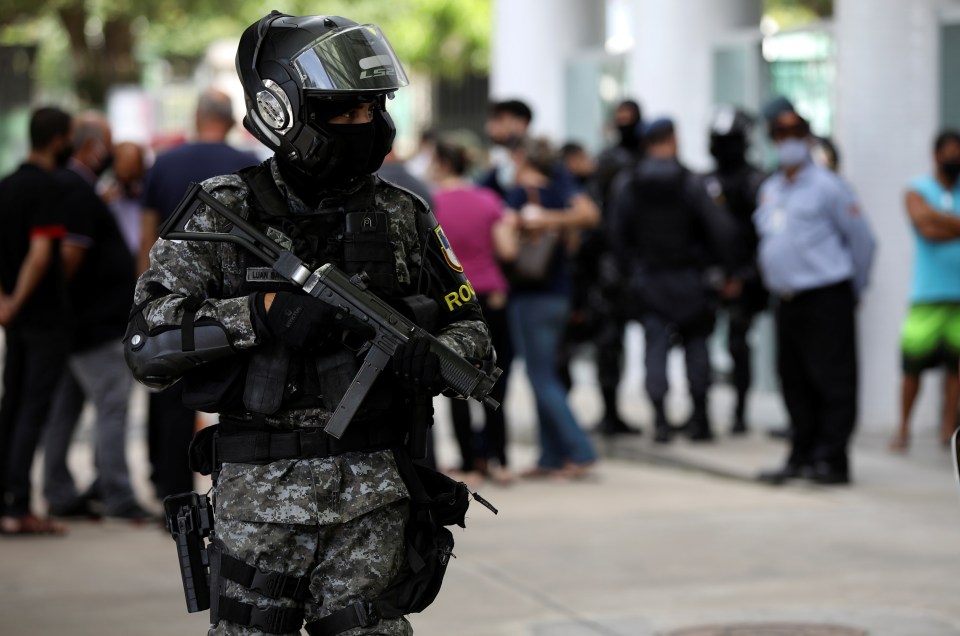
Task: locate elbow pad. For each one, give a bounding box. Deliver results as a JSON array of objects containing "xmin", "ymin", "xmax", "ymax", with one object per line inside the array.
[{"xmin": 124, "ymin": 322, "xmax": 235, "ymax": 390}]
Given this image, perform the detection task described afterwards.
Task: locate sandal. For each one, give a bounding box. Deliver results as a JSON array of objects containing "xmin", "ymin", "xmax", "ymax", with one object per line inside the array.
[
  {"xmin": 558, "ymin": 462, "xmax": 597, "ymax": 481},
  {"xmin": 0, "ymin": 514, "xmax": 67, "ymax": 536},
  {"xmin": 520, "ymin": 466, "xmax": 561, "ymax": 479},
  {"xmin": 888, "ymin": 434, "xmax": 910, "ymax": 453}
]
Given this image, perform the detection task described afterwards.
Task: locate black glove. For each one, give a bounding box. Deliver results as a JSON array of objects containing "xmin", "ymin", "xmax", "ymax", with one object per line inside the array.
[
  {"xmin": 392, "ymin": 336, "xmax": 443, "ymax": 395},
  {"xmin": 265, "ymin": 291, "xmax": 338, "ymax": 348}
]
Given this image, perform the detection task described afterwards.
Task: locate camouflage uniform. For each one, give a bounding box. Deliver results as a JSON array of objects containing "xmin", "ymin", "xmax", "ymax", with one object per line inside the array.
[{"xmin": 132, "ymin": 158, "xmax": 491, "ymax": 635}]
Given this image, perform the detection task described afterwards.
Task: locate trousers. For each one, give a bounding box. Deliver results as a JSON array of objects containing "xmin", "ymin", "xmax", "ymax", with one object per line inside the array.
[
  {"xmin": 209, "ymin": 454, "xmax": 413, "ymax": 636},
  {"xmin": 776, "ymin": 280, "xmax": 858, "ymax": 471},
  {"xmin": 1, "ymin": 326, "xmax": 68, "ymax": 515},
  {"xmin": 509, "ymin": 293, "xmax": 595, "ymax": 469},
  {"xmin": 641, "ymin": 313, "xmax": 712, "ymax": 403},
  {"xmin": 42, "ymin": 339, "xmax": 137, "ymax": 514}
]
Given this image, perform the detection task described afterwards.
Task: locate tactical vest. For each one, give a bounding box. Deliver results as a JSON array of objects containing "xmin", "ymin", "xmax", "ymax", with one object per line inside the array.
[
  {"xmin": 182, "ymin": 164, "xmax": 404, "ymax": 423},
  {"xmin": 630, "ymin": 164, "xmax": 703, "ymax": 270}
]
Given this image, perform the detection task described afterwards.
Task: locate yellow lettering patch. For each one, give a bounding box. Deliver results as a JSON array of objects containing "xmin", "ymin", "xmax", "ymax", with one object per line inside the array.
[{"xmin": 444, "ymin": 281, "xmax": 476, "ymax": 311}]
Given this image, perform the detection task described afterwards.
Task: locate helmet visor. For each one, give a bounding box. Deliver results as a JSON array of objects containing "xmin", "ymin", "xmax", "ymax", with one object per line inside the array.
[{"xmin": 292, "ymin": 24, "xmax": 409, "ymax": 93}]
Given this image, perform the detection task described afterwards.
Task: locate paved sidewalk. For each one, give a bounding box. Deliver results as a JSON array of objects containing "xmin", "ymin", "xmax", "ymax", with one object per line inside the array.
[{"xmin": 3, "ymin": 362, "xmax": 960, "ymax": 635}]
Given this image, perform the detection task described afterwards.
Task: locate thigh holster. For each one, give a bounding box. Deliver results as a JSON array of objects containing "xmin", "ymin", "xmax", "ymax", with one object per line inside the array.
[{"xmin": 209, "ymin": 539, "xmax": 313, "ymax": 634}]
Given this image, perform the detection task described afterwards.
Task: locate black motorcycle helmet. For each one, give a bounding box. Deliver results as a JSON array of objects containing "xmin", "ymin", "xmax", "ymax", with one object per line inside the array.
[
  {"xmin": 708, "ymin": 105, "xmax": 753, "ymax": 167},
  {"xmin": 236, "ymin": 11, "xmax": 409, "ymax": 180}
]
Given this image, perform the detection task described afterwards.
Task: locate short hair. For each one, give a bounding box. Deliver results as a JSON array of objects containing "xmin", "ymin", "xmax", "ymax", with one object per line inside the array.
[
  {"xmin": 490, "ymin": 99, "xmax": 533, "ymax": 124},
  {"xmin": 934, "ymin": 129, "xmax": 960, "ymax": 154},
  {"xmin": 520, "ymin": 136, "xmax": 555, "ymax": 176},
  {"xmin": 560, "ymin": 142, "xmax": 586, "ymax": 161},
  {"xmin": 196, "ymin": 90, "xmax": 235, "ymax": 124},
  {"xmin": 433, "ymin": 139, "xmax": 469, "ymax": 176},
  {"xmin": 29, "ymin": 106, "xmax": 71, "ymax": 150},
  {"xmin": 72, "ymin": 115, "xmax": 107, "ymax": 148}
]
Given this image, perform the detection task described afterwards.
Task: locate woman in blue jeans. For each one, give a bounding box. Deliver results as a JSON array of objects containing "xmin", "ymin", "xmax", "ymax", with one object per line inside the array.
[{"xmin": 502, "ymin": 137, "xmax": 600, "ymax": 478}]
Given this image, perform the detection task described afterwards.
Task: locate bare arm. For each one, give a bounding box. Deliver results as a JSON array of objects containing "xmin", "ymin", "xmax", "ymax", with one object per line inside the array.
[
  {"xmin": 522, "ymin": 193, "xmax": 601, "ymax": 232},
  {"xmin": 906, "ymin": 190, "xmax": 960, "ymax": 241},
  {"xmin": 0, "ymin": 236, "xmax": 55, "ymax": 326},
  {"xmin": 491, "ymin": 212, "xmax": 520, "ymax": 262},
  {"xmin": 138, "ymin": 208, "xmax": 160, "ymax": 275},
  {"xmin": 61, "ymin": 242, "xmax": 87, "ymax": 282}
]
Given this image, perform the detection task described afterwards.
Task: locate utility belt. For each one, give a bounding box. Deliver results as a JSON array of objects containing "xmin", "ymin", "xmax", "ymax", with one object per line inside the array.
[{"xmin": 187, "ymin": 416, "xmax": 409, "ymax": 476}]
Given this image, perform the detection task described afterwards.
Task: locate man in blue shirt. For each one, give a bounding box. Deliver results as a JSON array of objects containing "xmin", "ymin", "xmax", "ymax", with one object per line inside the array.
[
  {"xmin": 754, "ymin": 100, "xmax": 875, "ymax": 485},
  {"xmin": 892, "ymin": 129, "xmax": 960, "ymax": 452}
]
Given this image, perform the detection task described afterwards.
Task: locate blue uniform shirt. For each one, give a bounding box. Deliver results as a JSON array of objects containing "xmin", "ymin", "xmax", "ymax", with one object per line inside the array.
[
  {"xmin": 907, "ymin": 174, "xmax": 960, "ymax": 303},
  {"xmin": 754, "ymin": 161, "xmax": 875, "ymax": 297}
]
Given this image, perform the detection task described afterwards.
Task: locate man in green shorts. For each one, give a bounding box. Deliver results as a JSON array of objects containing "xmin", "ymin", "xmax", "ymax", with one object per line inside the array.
[{"xmin": 894, "ymin": 130, "xmax": 960, "ymax": 451}]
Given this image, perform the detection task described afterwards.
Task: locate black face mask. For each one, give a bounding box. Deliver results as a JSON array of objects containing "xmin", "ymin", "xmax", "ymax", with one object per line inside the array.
[
  {"xmin": 286, "ymin": 121, "xmax": 377, "ymax": 188},
  {"xmin": 942, "ymin": 160, "xmax": 960, "ymax": 183},
  {"xmin": 710, "ymin": 138, "xmax": 747, "ymax": 170},
  {"xmin": 617, "ymin": 123, "xmax": 640, "ymax": 149},
  {"xmin": 55, "ymin": 143, "xmax": 74, "ymax": 168}
]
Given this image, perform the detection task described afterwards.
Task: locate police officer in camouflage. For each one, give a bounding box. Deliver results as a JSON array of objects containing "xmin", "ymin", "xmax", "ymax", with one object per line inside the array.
[{"xmin": 125, "ymin": 12, "xmax": 491, "ymax": 635}]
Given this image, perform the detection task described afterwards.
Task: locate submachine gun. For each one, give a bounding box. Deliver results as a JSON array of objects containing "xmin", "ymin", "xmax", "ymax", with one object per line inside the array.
[{"xmin": 160, "ymin": 182, "xmax": 503, "ymax": 440}]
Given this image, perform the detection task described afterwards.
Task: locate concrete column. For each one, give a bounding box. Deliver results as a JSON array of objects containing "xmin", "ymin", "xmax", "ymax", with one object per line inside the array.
[
  {"xmin": 834, "ymin": 0, "xmax": 943, "ymax": 429},
  {"xmin": 490, "ymin": 0, "xmax": 604, "ymax": 139},
  {"xmin": 628, "ymin": 0, "xmax": 761, "ymax": 169}
]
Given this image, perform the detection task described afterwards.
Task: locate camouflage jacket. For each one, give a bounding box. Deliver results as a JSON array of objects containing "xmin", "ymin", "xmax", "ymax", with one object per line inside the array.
[{"xmin": 132, "ymin": 158, "xmax": 492, "ymax": 524}]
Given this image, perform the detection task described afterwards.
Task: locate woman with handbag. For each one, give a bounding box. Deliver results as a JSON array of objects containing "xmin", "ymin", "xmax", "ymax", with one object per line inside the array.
[
  {"xmin": 501, "ymin": 137, "xmax": 601, "ymax": 479},
  {"xmin": 431, "ymin": 138, "xmax": 519, "ymax": 485}
]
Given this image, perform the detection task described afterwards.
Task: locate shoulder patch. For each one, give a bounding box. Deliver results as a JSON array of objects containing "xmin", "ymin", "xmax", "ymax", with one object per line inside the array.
[{"xmin": 434, "ymin": 225, "xmax": 464, "ymax": 273}]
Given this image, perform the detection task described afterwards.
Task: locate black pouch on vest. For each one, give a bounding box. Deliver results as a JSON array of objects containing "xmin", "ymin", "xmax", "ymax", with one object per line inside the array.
[
  {"xmin": 377, "ymin": 451, "xmax": 470, "ymax": 617},
  {"xmin": 181, "ymin": 355, "xmax": 249, "ymax": 413},
  {"xmin": 188, "ymin": 425, "xmax": 219, "ymax": 476},
  {"xmin": 243, "ymin": 342, "xmax": 291, "ymax": 414},
  {"xmin": 342, "ymin": 210, "xmax": 397, "ymax": 294}
]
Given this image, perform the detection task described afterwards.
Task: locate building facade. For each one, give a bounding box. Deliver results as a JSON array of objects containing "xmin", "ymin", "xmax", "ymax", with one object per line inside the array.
[{"xmin": 491, "ymin": 0, "xmax": 960, "ymax": 430}]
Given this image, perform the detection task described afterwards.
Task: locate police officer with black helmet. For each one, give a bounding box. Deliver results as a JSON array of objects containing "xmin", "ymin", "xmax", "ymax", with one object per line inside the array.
[
  {"xmin": 126, "ymin": 11, "xmax": 492, "ymax": 635},
  {"xmin": 704, "ymin": 105, "xmax": 768, "ymax": 435}
]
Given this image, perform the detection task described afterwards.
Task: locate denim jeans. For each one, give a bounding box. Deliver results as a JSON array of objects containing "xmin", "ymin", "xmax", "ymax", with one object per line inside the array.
[{"xmin": 509, "ymin": 293, "xmax": 595, "ymax": 469}]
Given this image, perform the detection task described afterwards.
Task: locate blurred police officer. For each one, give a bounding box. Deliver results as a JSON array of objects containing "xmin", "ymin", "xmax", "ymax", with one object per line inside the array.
[
  {"xmin": 755, "ymin": 99, "xmax": 875, "ymax": 486},
  {"xmin": 580, "ymin": 100, "xmax": 645, "ymax": 436},
  {"xmin": 126, "ymin": 12, "xmax": 491, "ymax": 634},
  {"xmin": 608, "ymin": 118, "xmax": 737, "ymax": 443},
  {"xmin": 704, "ymin": 106, "xmax": 768, "ymax": 435}
]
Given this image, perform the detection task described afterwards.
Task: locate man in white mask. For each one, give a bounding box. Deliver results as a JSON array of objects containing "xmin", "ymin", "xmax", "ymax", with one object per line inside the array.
[{"xmin": 753, "ymin": 97, "xmax": 876, "ymax": 487}]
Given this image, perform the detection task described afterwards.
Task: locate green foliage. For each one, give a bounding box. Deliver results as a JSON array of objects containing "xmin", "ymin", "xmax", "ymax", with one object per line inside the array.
[
  {"xmin": 764, "ymin": 0, "xmax": 833, "ymax": 29},
  {"xmin": 2, "ymin": 0, "xmax": 491, "ymax": 73}
]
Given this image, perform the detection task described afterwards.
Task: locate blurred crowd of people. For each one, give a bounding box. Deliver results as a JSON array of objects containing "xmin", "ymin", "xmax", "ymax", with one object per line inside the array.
[
  {"xmin": 2, "ymin": 85, "xmax": 959, "ymax": 534},
  {"xmin": 0, "ymin": 90, "xmax": 258, "ymax": 534},
  {"xmin": 398, "ymin": 94, "xmax": 885, "ymax": 490}
]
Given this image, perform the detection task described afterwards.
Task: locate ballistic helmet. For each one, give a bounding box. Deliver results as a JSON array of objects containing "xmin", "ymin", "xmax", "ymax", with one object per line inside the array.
[
  {"xmin": 236, "ymin": 11, "xmax": 409, "ymax": 179},
  {"xmin": 709, "ymin": 106, "xmax": 753, "ymax": 166}
]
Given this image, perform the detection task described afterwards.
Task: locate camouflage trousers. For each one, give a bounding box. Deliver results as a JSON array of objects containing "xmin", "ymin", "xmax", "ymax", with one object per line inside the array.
[{"xmin": 209, "ymin": 499, "xmax": 413, "ymax": 636}]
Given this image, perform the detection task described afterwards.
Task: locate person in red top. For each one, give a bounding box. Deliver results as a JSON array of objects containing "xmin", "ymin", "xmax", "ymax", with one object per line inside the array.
[
  {"xmin": 431, "ymin": 138, "xmax": 518, "ymax": 483},
  {"xmin": 0, "ymin": 106, "xmax": 73, "ymax": 535}
]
